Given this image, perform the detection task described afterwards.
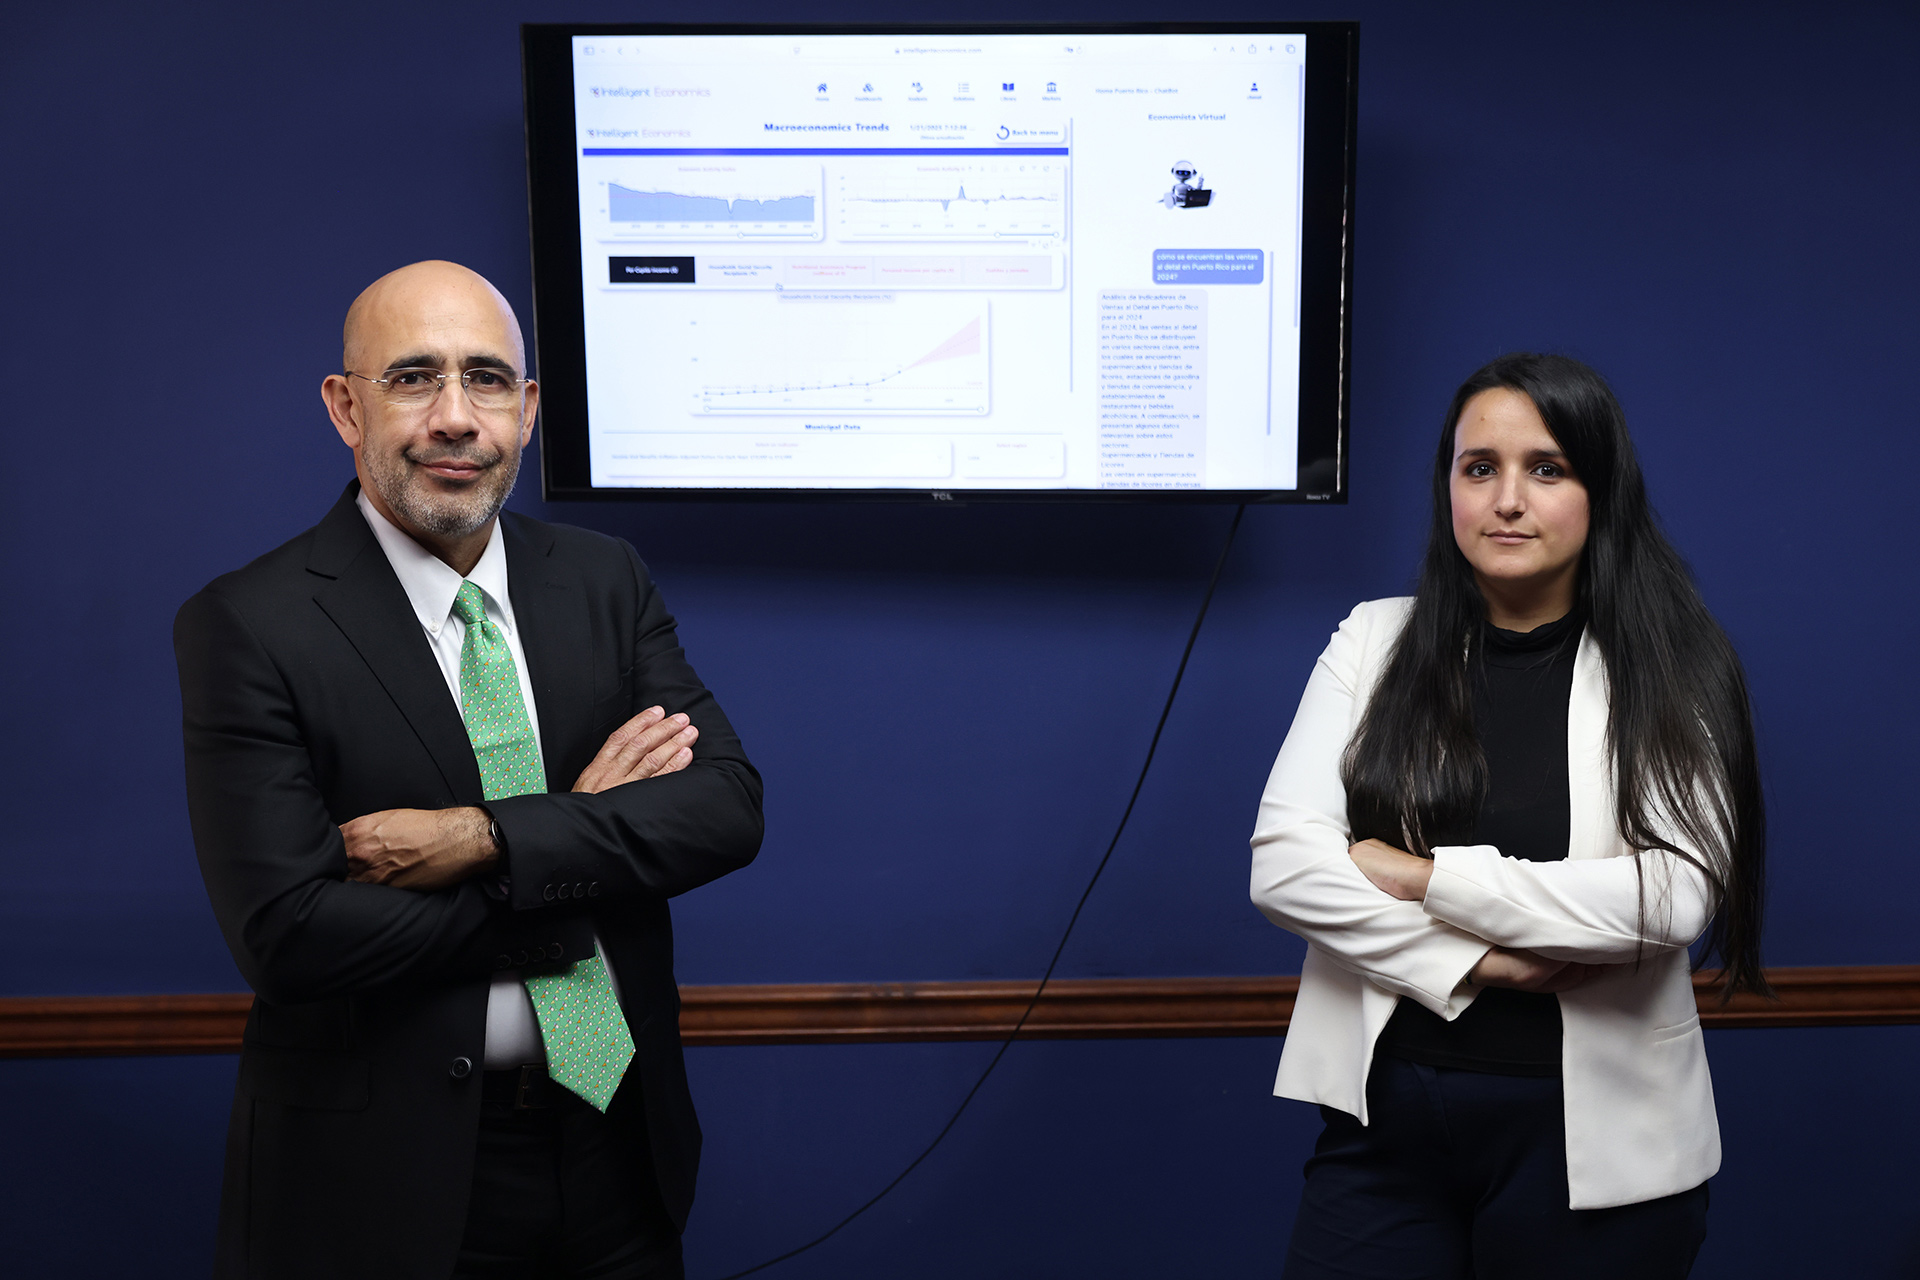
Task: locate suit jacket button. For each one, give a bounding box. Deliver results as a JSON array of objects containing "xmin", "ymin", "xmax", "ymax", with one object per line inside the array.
[
  {"xmin": 515, "ymin": 950, "xmax": 530, "ymax": 966},
  {"xmin": 494, "ymin": 954, "xmax": 511, "ymax": 969},
  {"xmin": 542, "ymin": 885, "xmax": 556, "ymax": 902},
  {"xmin": 449, "ymin": 1056, "xmax": 473, "ymax": 1079},
  {"xmin": 549, "ymin": 943, "xmax": 564, "ymax": 960},
  {"xmin": 588, "ymin": 883, "xmax": 601, "ymax": 898},
  {"xmin": 575, "ymin": 882, "xmax": 586, "ymax": 896}
]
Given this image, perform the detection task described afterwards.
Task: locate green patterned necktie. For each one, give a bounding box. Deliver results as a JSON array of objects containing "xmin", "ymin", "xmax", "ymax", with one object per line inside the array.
[{"xmin": 453, "ymin": 581, "xmax": 635, "ymax": 1112}]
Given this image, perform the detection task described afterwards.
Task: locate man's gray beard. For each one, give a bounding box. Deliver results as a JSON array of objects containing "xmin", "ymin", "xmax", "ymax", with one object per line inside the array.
[{"xmin": 366, "ymin": 444, "xmax": 520, "ymax": 540}]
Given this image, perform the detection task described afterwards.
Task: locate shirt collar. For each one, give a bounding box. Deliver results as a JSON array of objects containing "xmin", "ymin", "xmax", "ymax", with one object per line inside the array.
[{"xmin": 355, "ymin": 489, "xmax": 515, "ymax": 637}]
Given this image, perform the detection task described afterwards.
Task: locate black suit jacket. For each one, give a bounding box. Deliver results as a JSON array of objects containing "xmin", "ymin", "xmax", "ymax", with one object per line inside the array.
[{"xmin": 174, "ymin": 483, "xmax": 763, "ymax": 1280}]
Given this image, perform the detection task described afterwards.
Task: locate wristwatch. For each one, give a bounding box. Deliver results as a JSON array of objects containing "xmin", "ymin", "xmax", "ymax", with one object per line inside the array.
[{"xmin": 482, "ymin": 813, "xmax": 512, "ymax": 900}]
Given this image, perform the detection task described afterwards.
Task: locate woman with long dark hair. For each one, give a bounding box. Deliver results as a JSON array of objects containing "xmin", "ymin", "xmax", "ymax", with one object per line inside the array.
[{"xmin": 1250, "ymin": 353, "xmax": 1766, "ymax": 1278}]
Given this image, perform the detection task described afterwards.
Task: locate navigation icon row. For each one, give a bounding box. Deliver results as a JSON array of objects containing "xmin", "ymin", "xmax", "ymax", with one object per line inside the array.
[{"xmin": 810, "ymin": 80, "xmax": 1060, "ymax": 97}]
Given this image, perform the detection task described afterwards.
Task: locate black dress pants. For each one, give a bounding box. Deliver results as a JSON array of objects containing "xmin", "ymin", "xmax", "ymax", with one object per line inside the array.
[
  {"xmin": 454, "ymin": 1071, "xmax": 683, "ymax": 1280},
  {"xmin": 1283, "ymin": 1056, "xmax": 1708, "ymax": 1280}
]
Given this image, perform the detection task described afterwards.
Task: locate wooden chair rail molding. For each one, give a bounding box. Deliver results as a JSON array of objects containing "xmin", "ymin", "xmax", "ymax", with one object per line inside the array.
[{"xmin": 2, "ymin": 966, "xmax": 1916, "ymax": 1059}]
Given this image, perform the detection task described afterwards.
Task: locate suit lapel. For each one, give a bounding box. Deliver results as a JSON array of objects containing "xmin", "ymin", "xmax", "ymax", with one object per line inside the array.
[
  {"xmin": 1566, "ymin": 629, "xmax": 1616, "ymax": 861},
  {"xmin": 503, "ymin": 514, "xmax": 596, "ymax": 794},
  {"xmin": 307, "ymin": 484, "xmax": 485, "ymax": 804}
]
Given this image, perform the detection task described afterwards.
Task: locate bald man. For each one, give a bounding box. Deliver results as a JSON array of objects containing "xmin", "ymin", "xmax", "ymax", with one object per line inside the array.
[{"xmin": 175, "ymin": 261, "xmax": 763, "ymax": 1280}]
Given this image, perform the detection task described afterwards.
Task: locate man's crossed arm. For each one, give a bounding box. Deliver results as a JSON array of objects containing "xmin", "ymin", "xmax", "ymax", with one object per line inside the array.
[{"xmin": 341, "ymin": 707, "xmax": 699, "ymax": 891}]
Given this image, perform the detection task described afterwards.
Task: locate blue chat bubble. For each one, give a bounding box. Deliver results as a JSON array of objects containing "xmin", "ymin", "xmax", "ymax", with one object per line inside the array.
[{"xmin": 1152, "ymin": 248, "xmax": 1265, "ymax": 285}]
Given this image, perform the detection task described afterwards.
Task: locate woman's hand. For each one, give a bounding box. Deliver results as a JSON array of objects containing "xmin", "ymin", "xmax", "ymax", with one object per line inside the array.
[
  {"xmin": 1469, "ymin": 946, "xmax": 1611, "ymax": 993},
  {"xmin": 1348, "ymin": 839, "xmax": 1435, "ymax": 901}
]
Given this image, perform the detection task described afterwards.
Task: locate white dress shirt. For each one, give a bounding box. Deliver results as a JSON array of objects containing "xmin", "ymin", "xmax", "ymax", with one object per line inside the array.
[{"xmin": 356, "ymin": 492, "xmax": 559, "ymax": 1068}]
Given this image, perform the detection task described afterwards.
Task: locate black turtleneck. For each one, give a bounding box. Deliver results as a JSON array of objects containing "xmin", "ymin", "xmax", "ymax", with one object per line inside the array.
[{"xmin": 1373, "ymin": 607, "xmax": 1584, "ymax": 1076}]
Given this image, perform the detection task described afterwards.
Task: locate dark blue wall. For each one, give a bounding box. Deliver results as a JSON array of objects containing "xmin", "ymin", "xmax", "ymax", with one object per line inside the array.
[{"xmin": 3, "ymin": 1, "xmax": 1916, "ymax": 1275}]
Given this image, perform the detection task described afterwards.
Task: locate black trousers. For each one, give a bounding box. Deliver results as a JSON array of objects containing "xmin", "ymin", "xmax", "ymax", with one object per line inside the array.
[
  {"xmin": 454, "ymin": 1070, "xmax": 683, "ymax": 1280},
  {"xmin": 1283, "ymin": 1056, "xmax": 1708, "ymax": 1280}
]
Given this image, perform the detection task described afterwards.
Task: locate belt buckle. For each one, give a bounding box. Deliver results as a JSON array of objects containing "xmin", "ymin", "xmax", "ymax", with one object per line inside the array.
[{"xmin": 514, "ymin": 1063, "xmax": 547, "ymax": 1111}]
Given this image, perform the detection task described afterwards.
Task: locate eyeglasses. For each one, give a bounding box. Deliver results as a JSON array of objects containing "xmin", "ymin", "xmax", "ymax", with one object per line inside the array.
[{"xmin": 345, "ymin": 367, "xmax": 529, "ymax": 413}]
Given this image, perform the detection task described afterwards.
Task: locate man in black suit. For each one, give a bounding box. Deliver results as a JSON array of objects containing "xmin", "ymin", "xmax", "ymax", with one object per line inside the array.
[{"xmin": 175, "ymin": 260, "xmax": 763, "ymax": 1279}]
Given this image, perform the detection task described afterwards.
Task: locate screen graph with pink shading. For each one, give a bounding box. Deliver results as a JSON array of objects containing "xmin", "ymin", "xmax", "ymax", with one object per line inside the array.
[{"xmin": 694, "ymin": 300, "xmax": 990, "ymax": 415}]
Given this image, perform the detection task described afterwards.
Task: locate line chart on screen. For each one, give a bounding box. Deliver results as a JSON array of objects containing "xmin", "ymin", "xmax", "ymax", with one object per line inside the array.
[
  {"xmin": 834, "ymin": 158, "xmax": 1064, "ymax": 241},
  {"xmin": 595, "ymin": 160, "xmax": 826, "ymax": 241},
  {"xmin": 691, "ymin": 299, "xmax": 990, "ymax": 415}
]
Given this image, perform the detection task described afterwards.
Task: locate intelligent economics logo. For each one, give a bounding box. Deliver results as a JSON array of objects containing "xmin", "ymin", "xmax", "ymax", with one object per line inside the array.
[{"xmin": 588, "ymin": 86, "xmax": 712, "ymax": 98}]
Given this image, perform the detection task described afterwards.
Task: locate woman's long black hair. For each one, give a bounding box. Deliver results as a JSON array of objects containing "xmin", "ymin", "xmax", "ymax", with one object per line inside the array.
[{"xmin": 1342, "ymin": 353, "xmax": 1769, "ymax": 996}]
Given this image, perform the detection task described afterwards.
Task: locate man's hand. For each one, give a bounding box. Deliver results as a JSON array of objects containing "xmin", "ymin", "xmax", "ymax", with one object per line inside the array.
[
  {"xmin": 1348, "ymin": 838, "xmax": 1435, "ymax": 901},
  {"xmin": 573, "ymin": 706, "xmax": 698, "ymax": 794},
  {"xmin": 1469, "ymin": 946, "xmax": 1611, "ymax": 994},
  {"xmin": 343, "ymin": 806, "xmax": 498, "ymax": 890}
]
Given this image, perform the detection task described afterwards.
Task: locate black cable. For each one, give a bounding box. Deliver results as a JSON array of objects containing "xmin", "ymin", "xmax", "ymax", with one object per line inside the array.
[{"xmin": 713, "ymin": 504, "xmax": 1248, "ymax": 1280}]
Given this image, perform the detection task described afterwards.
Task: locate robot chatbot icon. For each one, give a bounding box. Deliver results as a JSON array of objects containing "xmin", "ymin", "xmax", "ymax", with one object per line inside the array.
[{"xmin": 1163, "ymin": 160, "xmax": 1213, "ymax": 208}]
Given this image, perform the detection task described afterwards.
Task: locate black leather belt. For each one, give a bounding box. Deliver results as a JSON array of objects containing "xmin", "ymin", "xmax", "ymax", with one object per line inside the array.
[{"xmin": 482, "ymin": 1063, "xmax": 560, "ymax": 1110}]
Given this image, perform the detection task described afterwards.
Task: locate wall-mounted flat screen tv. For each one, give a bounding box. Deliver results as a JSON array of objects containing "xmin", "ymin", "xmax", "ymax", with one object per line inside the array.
[{"xmin": 523, "ymin": 23, "xmax": 1357, "ymax": 502}]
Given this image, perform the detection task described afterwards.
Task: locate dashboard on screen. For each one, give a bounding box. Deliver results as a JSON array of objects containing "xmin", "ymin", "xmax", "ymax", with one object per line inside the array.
[{"xmin": 523, "ymin": 24, "xmax": 1356, "ymax": 502}]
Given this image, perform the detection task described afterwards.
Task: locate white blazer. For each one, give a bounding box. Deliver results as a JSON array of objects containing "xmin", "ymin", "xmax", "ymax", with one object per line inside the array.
[{"xmin": 1250, "ymin": 598, "xmax": 1720, "ymax": 1211}]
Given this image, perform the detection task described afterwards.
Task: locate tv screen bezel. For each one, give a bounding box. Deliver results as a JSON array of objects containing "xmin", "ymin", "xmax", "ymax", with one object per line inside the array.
[{"xmin": 522, "ymin": 21, "xmax": 1357, "ymax": 505}]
